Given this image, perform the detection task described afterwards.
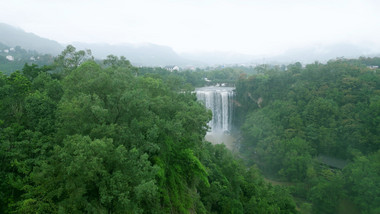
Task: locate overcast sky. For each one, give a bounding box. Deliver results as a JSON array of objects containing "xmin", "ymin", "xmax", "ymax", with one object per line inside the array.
[{"xmin": 1, "ymin": 0, "xmax": 379, "ymax": 55}]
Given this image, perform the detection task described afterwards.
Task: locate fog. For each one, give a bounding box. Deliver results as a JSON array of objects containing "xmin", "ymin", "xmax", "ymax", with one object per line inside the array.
[{"xmin": 1, "ymin": 0, "xmax": 380, "ymax": 56}]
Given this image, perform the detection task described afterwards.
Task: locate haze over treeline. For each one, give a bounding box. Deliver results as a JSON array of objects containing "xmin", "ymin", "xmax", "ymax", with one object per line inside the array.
[
  {"xmin": 1, "ymin": 22, "xmax": 379, "ymax": 66},
  {"xmin": 2, "ymin": 0, "xmax": 380, "ymax": 55}
]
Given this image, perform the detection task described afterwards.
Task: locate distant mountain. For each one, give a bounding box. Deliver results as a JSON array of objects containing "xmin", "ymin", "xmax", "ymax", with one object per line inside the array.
[
  {"xmin": 67, "ymin": 42, "xmax": 380, "ymax": 66},
  {"xmin": 1, "ymin": 22, "xmax": 379, "ymax": 67},
  {"xmin": 270, "ymin": 43, "xmax": 378, "ymax": 64},
  {"xmin": 71, "ymin": 42, "xmax": 197, "ymax": 66},
  {"xmin": 180, "ymin": 51, "xmax": 258, "ymax": 66},
  {"xmin": 0, "ymin": 22, "xmax": 196, "ymax": 66},
  {"xmin": 181, "ymin": 43, "xmax": 380, "ymax": 66},
  {"xmin": 0, "ymin": 23, "xmax": 63, "ymax": 55}
]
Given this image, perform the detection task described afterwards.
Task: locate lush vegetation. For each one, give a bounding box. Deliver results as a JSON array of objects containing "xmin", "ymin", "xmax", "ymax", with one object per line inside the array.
[
  {"xmin": 0, "ymin": 45, "xmax": 297, "ymax": 213},
  {"xmin": 235, "ymin": 59, "xmax": 380, "ymax": 213},
  {"xmin": 138, "ymin": 66, "xmax": 255, "ymax": 88}
]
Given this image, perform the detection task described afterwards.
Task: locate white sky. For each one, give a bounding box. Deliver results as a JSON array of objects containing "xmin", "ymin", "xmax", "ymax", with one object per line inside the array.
[{"xmin": 1, "ymin": 0, "xmax": 380, "ymax": 55}]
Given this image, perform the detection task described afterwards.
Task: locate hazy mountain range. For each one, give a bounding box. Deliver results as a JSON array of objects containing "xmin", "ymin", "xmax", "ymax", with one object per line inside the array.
[
  {"xmin": 0, "ymin": 23, "xmax": 63, "ymax": 55},
  {"xmin": 270, "ymin": 43, "xmax": 377, "ymax": 64},
  {"xmin": 0, "ymin": 22, "xmax": 378, "ymax": 66},
  {"xmin": 71, "ymin": 42, "xmax": 197, "ymax": 67}
]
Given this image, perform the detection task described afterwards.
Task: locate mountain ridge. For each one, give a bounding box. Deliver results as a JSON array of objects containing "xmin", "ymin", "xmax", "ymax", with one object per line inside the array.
[
  {"xmin": 71, "ymin": 42, "xmax": 198, "ymax": 66},
  {"xmin": 1, "ymin": 22, "xmax": 379, "ymax": 66},
  {"xmin": 0, "ymin": 23, "xmax": 63, "ymax": 55}
]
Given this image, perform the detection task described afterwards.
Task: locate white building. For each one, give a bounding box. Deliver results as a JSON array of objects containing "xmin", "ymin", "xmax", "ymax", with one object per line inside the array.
[
  {"xmin": 164, "ymin": 65, "xmax": 180, "ymax": 72},
  {"xmin": 172, "ymin": 65, "xmax": 180, "ymax": 71},
  {"xmin": 6, "ymin": 55, "xmax": 14, "ymax": 61},
  {"xmin": 368, "ymin": 65, "xmax": 379, "ymax": 70}
]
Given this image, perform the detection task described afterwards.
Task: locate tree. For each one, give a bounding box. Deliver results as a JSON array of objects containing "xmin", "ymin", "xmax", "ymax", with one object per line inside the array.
[
  {"xmin": 343, "ymin": 151, "xmax": 380, "ymax": 214},
  {"xmin": 53, "ymin": 45, "xmax": 93, "ymax": 76},
  {"xmin": 18, "ymin": 135, "xmax": 159, "ymax": 213}
]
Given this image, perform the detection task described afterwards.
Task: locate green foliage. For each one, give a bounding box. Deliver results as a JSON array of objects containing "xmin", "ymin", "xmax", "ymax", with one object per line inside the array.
[
  {"xmin": 0, "ymin": 46, "xmax": 300, "ymax": 213},
  {"xmin": 236, "ymin": 58, "xmax": 380, "ymax": 213},
  {"xmin": 138, "ymin": 66, "xmax": 248, "ymax": 89},
  {"xmin": 22, "ymin": 63, "xmax": 52, "ymax": 81},
  {"xmin": 53, "ymin": 45, "xmax": 94, "ymax": 76},
  {"xmin": 21, "ymin": 135, "xmax": 158, "ymax": 213},
  {"xmin": 308, "ymin": 170, "xmax": 345, "ymax": 214},
  {"xmin": 24, "ymin": 90, "xmax": 57, "ymax": 134},
  {"xmin": 103, "ymin": 54, "xmax": 132, "ymax": 69},
  {"xmin": 277, "ymin": 138, "xmax": 314, "ymax": 182},
  {"xmin": 198, "ymin": 143, "xmax": 297, "ymax": 213},
  {"xmin": 343, "ymin": 151, "xmax": 380, "ymax": 214}
]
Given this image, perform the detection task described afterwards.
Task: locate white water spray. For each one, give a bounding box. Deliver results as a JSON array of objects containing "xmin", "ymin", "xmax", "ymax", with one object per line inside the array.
[{"xmin": 195, "ymin": 86, "xmax": 234, "ymax": 135}]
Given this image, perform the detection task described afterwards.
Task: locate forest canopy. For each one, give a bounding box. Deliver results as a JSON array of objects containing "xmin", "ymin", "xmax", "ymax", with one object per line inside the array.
[
  {"xmin": 1, "ymin": 45, "xmax": 380, "ymax": 213},
  {"xmin": 235, "ymin": 58, "xmax": 380, "ymax": 213},
  {"xmin": 0, "ymin": 45, "xmax": 297, "ymax": 213}
]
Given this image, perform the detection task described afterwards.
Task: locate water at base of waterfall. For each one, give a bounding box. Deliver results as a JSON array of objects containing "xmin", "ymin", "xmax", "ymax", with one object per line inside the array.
[{"xmin": 195, "ymin": 86, "xmax": 235, "ymax": 145}]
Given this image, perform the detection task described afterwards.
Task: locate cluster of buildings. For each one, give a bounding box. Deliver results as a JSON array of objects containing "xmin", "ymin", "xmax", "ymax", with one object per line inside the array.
[
  {"xmin": 0, "ymin": 47, "xmax": 40, "ymax": 62},
  {"xmin": 0, "ymin": 47, "xmax": 15, "ymax": 61}
]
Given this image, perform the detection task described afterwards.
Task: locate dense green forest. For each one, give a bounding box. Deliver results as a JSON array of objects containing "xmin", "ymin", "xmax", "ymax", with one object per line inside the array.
[
  {"xmin": 0, "ymin": 45, "xmax": 297, "ymax": 213},
  {"xmin": 1, "ymin": 44, "xmax": 379, "ymax": 213},
  {"xmin": 138, "ymin": 66, "xmax": 256, "ymax": 87},
  {"xmin": 235, "ymin": 59, "xmax": 380, "ymax": 213}
]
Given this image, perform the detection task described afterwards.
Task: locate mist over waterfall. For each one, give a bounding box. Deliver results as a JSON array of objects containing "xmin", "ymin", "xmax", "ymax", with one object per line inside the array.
[{"xmin": 195, "ymin": 86, "xmax": 234, "ymax": 135}]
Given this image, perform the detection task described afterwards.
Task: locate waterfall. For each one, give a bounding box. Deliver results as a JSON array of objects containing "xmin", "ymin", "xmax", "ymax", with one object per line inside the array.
[{"xmin": 195, "ymin": 86, "xmax": 234, "ymax": 134}]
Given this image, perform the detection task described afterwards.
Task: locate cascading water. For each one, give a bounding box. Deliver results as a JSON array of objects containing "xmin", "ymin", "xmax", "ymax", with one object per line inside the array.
[{"xmin": 195, "ymin": 86, "xmax": 234, "ymax": 135}]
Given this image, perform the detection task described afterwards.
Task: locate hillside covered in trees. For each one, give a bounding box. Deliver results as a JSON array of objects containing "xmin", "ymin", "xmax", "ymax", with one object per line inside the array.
[
  {"xmin": 235, "ymin": 58, "xmax": 380, "ymax": 213},
  {"xmin": 1, "ymin": 44, "xmax": 379, "ymax": 213},
  {"xmin": 0, "ymin": 43, "xmax": 54, "ymax": 75},
  {"xmin": 0, "ymin": 46, "xmax": 296, "ymax": 213}
]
